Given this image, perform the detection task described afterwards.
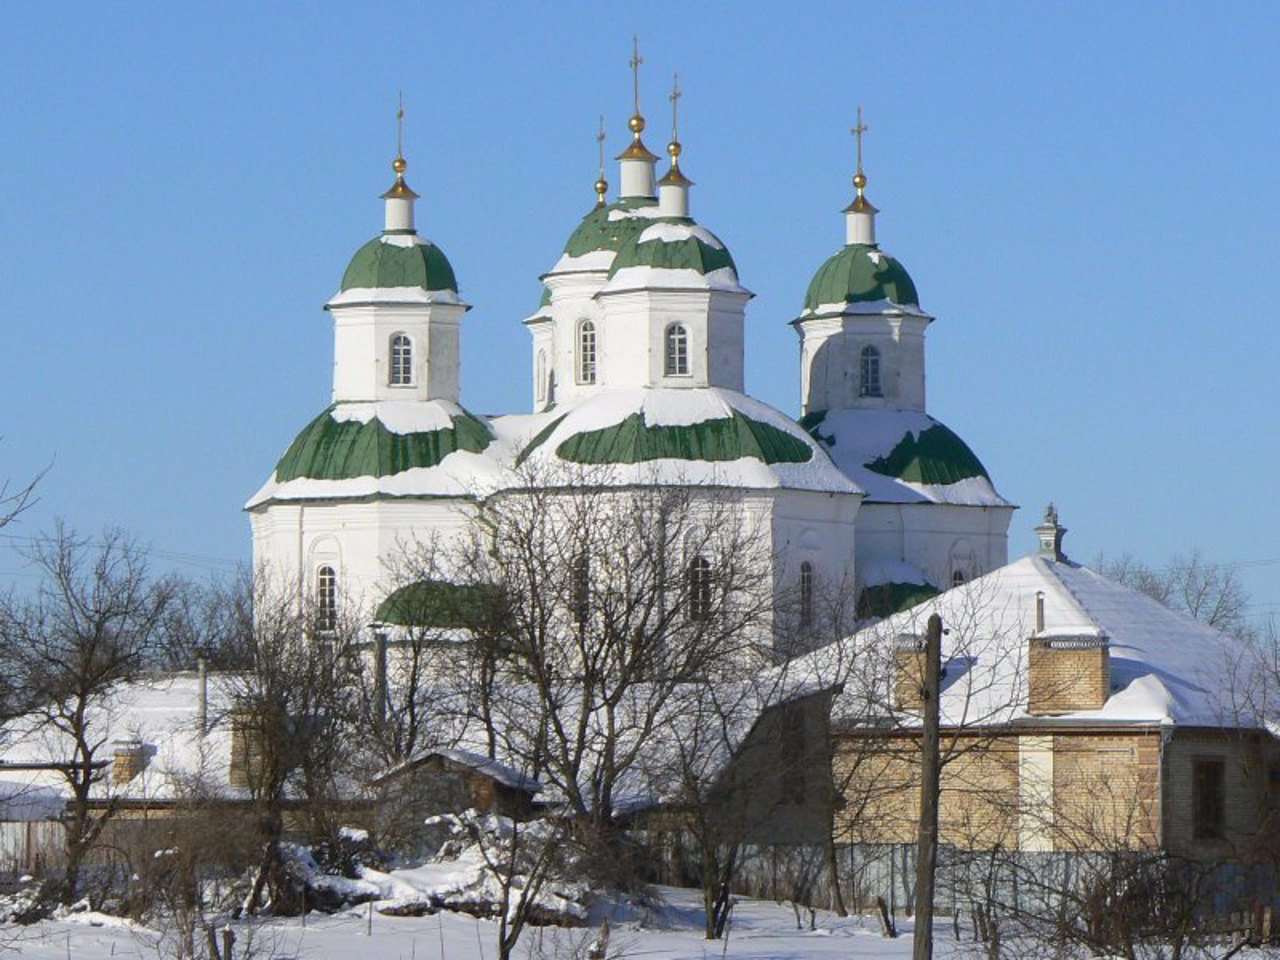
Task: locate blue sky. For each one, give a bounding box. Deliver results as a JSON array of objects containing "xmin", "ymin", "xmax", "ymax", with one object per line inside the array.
[{"xmin": 2, "ymin": 3, "xmax": 1277, "ymax": 624}]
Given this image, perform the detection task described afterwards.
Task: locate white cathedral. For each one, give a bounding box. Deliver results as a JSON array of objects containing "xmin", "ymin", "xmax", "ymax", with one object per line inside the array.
[{"xmin": 246, "ymin": 82, "xmax": 1014, "ymax": 649}]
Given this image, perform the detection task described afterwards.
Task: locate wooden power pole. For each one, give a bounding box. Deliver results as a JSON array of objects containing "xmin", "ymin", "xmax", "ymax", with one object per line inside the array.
[{"xmin": 912, "ymin": 612, "xmax": 943, "ymax": 960}]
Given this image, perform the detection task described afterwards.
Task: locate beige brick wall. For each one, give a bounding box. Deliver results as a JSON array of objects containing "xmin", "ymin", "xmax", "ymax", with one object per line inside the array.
[
  {"xmin": 833, "ymin": 728, "xmax": 1165, "ymax": 853},
  {"xmin": 1027, "ymin": 640, "xmax": 1109, "ymax": 715}
]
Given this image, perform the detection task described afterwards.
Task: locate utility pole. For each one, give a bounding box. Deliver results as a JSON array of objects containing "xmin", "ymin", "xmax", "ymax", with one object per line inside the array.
[{"xmin": 912, "ymin": 613, "xmax": 943, "ymax": 960}]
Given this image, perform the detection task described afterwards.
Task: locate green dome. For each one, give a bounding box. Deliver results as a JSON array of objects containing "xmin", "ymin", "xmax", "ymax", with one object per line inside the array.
[
  {"xmin": 561, "ymin": 198, "xmax": 659, "ymax": 259},
  {"xmin": 275, "ymin": 405, "xmax": 492, "ymax": 482},
  {"xmin": 607, "ymin": 220, "xmax": 736, "ymax": 277},
  {"xmin": 340, "ymin": 236, "xmax": 458, "ymax": 293},
  {"xmin": 519, "ymin": 408, "xmax": 812, "ymax": 467},
  {"xmin": 802, "ymin": 243, "xmax": 917, "ymax": 313},
  {"xmin": 863, "ymin": 422, "xmax": 990, "ymax": 486}
]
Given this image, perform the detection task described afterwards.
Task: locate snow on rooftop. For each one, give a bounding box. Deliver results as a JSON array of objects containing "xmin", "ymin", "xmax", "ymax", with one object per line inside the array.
[
  {"xmin": 636, "ymin": 221, "xmax": 725, "ymax": 249},
  {"xmin": 512, "ymin": 387, "xmax": 862, "ymax": 495},
  {"xmin": 0, "ymin": 674, "xmax": 245, "ymax": 812},
  {"xmin": 601, "ymin": 265, "xmax": 747, "ymax": 295},
  {"xmin": 326, "ymin": 286, "xmax": 463, "ymax": 308},
  {"xmin": 791, "ymin": 553, "xmax": 1264, "ymax": 730},
  {"xmin": 330, "ymin": 400, "xmax": 460, "ymax": 435},
  {"xmin": 803, "ymin": 297, "xmax": 931, "ymax": 318}
]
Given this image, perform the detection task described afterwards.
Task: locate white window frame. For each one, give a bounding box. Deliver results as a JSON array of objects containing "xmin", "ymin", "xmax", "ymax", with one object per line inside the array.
[
  {"xmin": 688, "ymin": 556, "xmax": 713, "ymax": 623},
  {"xmin": 316, "ymin": 564, "xmax": 338, "ymax": 631},
  {"xmin": 859, "ymin": 345, "xmax": 882, "ymax": 397},
  {"xmin": 389, "ymin": 333, "xmax": 414, "ymax": 387},
  {"xmin": 664, "ymin": 323, "xmax": 690, "ymax": 377},
  {"xmin": 799, "ymin": 560, "xmax": 814, "ymax": 628},
  {"xmin": 577, "ymin": 320, "xmax": 597, "ymax": 385}
]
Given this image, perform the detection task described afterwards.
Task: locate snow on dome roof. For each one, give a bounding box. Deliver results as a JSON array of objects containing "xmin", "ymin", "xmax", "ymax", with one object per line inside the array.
[
  {"xmin": 334, "ymin": 233, "xmax": 459, "ymax": 303},
  {"xmin": 801, "ymin": 243, "xmax": 920, "ymax": 316},
  {"xmin": 511, "ymin": 387, "xmax": 861, "ymax": 494},
  {"xmin": 548, "ymin": 197, "xmax": 662, "ymax": 275},
  {"xmin": 246, "ymin": 400, "xmax": 512, "ymax": 507},
  {"xmin": 793, "ymin": 554, "xmax": 1266, "ymax": 730},
  {"xmin": 801, "ymin": 408, "xmax": 1011, "ymax": 507},
  {"xmin": 602, "ymin": 219, "xmax": 746, "ymax": 295}
]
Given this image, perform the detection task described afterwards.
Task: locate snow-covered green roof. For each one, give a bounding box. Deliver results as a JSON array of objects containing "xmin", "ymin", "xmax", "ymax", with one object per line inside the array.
[
  {"xmin": 801, "ymin": 243, "xmax": 918, "ymax": 315},
  {"xmin": 246, "ymin": 401, "xmax": 507, "ymax": 507},
  {"xmin": 563, "ymin": 198, "xmax": 660, "ymax": 258},
  {"xmin": 602, "ymin": 220, "xmax": 746, "ymax": 295},
  {"xmin": 548, "ymin": 198, "xmax": 661, "ymax": 274},
  {"xmin": 801, "ymin": 409, "xmax": 1010, "ymax": 507},
  {"xmin": 375, "ymin": 580, "xmax": 503, "ymax": 628},
  {"xmin": 509, "ymin": 388, "xmax": 861, "ymax": 494},
  {"xmin": 340, "ymin": 234, "xmax": 458, "ymax": 294}
]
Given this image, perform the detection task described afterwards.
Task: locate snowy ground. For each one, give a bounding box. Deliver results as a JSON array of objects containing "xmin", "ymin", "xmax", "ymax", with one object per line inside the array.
[{"xmin": 5, "ymin": 887, "xmax": 1278, "ymax": 960}]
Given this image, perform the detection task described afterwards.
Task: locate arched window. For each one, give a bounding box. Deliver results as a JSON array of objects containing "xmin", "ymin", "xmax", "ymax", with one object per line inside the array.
[
  {"xmin": 389, "ymin": 333, "xmax": 413, "ymax": 386},
  {"xmin": 859, "ymin": 345, "xmax": 882, "ymax": 397},
  {"xmin": 571, "ymin": 553, "xmax": 590, "ymax": 625},
  {"xmin": 688, "ymin": 556, "xmax": 712, "ymax": 623},
  {"xmin": 577, "ymin": 321, "xmax": 597, "ymax": 384},
  {"xmin": 951, "ymin": 569, "xmax": 967, "ymax": 587},
  {"xmin": 664, "ymin": 323, "xmax": 689, "ymax": 376},
  {"xmin": 316, "ymin": 565, "xmax": 338, "ymax": 631},
  {"xmin": 799, "ymin": 561, "xmax": 814, "ymax": 628},
  {"xmin": 535, "ymin": 350, "xmax": 548, "ymax": 403}
]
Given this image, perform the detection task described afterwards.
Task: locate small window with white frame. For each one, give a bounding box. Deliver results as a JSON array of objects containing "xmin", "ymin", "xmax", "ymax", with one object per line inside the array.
[
  {"xmin": 390, "ymin": 333, "xmax": 413, "ymax": 387},
  {"xmin": 664, "ymin": 323, "xmax": 689, "ymax": 377},
  {"xmin": 799, "ymin": 560, "xmax": 815, "ymax": 628},
  {"xmin": 316, "ymin": 565, "xmax": 338, "ymax": 632},
  {"xmin": 859, "ymin": 345, "xmax": 882, "ymax": 397},
  {"xmin": 688, "ymin": 556, "xmax": 712, "ymax": 623},
  {"xmin": 577, "ymin": 321, "xmax": 597, "ymax": 384}
]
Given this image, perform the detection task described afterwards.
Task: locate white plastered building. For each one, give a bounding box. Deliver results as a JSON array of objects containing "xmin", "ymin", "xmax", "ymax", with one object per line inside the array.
[{"xmin": 247, "ymin": 91, "xmax": 1012, "ymax": 647}]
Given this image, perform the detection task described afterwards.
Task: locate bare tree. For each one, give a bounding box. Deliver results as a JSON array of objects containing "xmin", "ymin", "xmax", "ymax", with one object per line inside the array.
[
  {"xmin": 226, "ymin": 573, "xmax": 363, "ymax": 916},
  {"xmin": 382, "ymin": 469, "xmax": 790, "ymax": 953},
  {"xmin": 0, "ymin": 523, "xmax": 174, "ymax": 905},
  {"xmin": 1096, "ymin": 549, "xmax": 1254, "ymax": 640}
]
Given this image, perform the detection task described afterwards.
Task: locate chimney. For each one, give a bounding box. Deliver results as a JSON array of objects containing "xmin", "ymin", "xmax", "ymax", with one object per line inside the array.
[
  {"xmin": 1035, "ymin": 503, "xmax": 1067, "ymax": 561},
  {"xmin": 111, "ymin": 740, "xmax": 148, "ymax": 785},
  {"xmin": 894, "ymin": 635, "xmax": 926, "ymax": 709}
]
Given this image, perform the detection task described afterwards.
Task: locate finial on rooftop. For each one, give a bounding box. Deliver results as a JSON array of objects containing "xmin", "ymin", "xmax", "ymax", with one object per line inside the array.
[
  {"xmin": 594, "ymin": 116, "xmax": 609, "ymax": 207},
  {"xmin": 658, "ymin": 72, "xmax": 693, "ymax": 217},
  {"xmin": 843, "ymin": 104, "xmax": 878, "ymax": 244},
  {"xmin": 382, "ymin": 93, "xmax": 419, "ymax": 233},
  {"xmin": 1035, "ymin": 502, "xmax": 1068, "ymax": 562},
  {"xmin": 616, "ymin": 37, "xmax": 659, "ymax": 196}
]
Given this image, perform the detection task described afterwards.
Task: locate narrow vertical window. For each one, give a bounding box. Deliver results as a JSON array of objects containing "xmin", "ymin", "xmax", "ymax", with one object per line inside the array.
[
  {"xmin": 688, "ymin": 556, "xmax": 712, "ymax": 623},
  {"xmin": 952, "ymin": 569, "xmax": 967, "ymax": 587},
  {"xmin": 578, "ymin": 321, "xmax": 597, "ymax": 384},
  {"xmin": 859, "ymin": 345, "xmax": 882, "ymax": 397},
  {"xmin": 390, "ymin": 333, "xmax": 413, "ymax": 386},
  {"xmin": 316, "ymin": 565, "xmax": 338, "ymax": 631},
  {"xmin": 1192, "ymin": 757, "xmax": 1225, "ymax": 840},
  {"xmin": 572, "ymin": 553, "xmax": 590, "ymax": 626},
  {"xmin": 799, "ymin": 561, "xmax": 814, "ymax": 628},
  {"xmin": 664, "ymin": 324, "xmax": 689, "ymax": 376},
  {"xmin": 535, "ymin": 350, "xmax": 548, "ymax": 404}
]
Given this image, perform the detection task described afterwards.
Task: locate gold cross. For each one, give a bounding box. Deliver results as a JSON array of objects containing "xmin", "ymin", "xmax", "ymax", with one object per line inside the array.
[
  {"xmin": 669, "ymin": 72, "xmax": 682, "ymax": 140},
  {"xmin": 397, "ymin": 91, "xmax": 405, "ymax": 159},
  {"xmin": 851, "ymin": 104, "xmax": 868, "ymax": 175},
  {"xmin": 597, "ymin": 115, "xmax": 606, "ymax": 176},
  {"xmin": 630, "ymin": 36, "xmax": 644, "ymax": 115}
]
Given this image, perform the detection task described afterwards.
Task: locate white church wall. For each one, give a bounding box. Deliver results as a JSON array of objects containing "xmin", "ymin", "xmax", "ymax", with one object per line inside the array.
[
  {"xmin": 855, "ymin": 501, "xmax": 1013, "ymax": 591},
  {"xmin": 544, "ymin": 274, "xmax": 606, "ymax": 405},
  {"xmin": 249, "ymin": 497, "xmax": 479, "ymax": 626},
  {"xmin": 330, "ymin": 302, "xmax": 464, "ymax": 404},
  {"xmin": 769, "ymin": 489, "xmax": 861, "ymax": 651}
]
